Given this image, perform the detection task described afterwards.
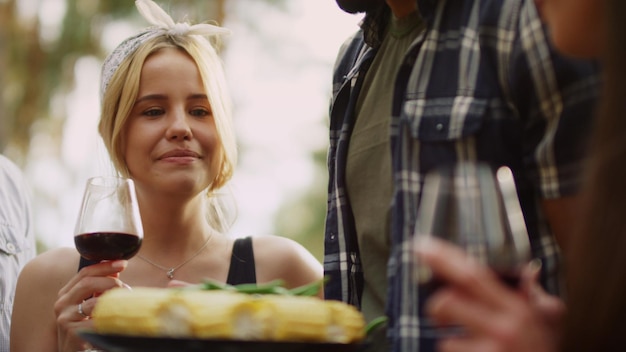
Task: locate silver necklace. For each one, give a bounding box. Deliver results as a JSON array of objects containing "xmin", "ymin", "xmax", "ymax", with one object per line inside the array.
[{"xmin": 137, "ymin": 234, "xmax": 213, "ymax": 279}]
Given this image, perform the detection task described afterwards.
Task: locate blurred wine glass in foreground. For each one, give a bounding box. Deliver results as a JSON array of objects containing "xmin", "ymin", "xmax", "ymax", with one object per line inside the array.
[
  {"xmin": 414, "ymin": 162, "xmax": 531, "ymax": 337},
  {"xmin": 74, "ymin": 176, "xmax": 143, "ymax": 261}
]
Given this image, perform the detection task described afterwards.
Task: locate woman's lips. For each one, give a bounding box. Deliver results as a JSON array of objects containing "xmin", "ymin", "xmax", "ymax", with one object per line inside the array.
[{"xmin": 158, "ymin": 149, "xmax": 201, "ymax": 160}]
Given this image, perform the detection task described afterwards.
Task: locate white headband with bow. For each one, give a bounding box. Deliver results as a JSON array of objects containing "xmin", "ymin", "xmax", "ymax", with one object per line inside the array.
[{"xmin": 100, "ymin": 0, "xmax": 231, "ymax": 99}]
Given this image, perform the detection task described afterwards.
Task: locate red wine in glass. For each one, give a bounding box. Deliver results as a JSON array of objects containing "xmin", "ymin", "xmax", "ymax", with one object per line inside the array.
[
  {"xmin": 414, "ymin": 162, "xmax": 531, "ymax": 338},
  {"xmin": 419, "ymin": 269, "xmax": 522, "ymax": 300},
  {"xmin": 417, "ymin": 268, "xmax": 521, "ymax": 340},
  {"xmin": 74, "ymin": 176, "xmax": 143, "ymax": 261},
  {"xmin": 75, "ymin": 232, "xmax": 142, "ymax": 261},
  {"xmin": 494, "ymin": 268, "xmax": 522, "ymax": 288}
]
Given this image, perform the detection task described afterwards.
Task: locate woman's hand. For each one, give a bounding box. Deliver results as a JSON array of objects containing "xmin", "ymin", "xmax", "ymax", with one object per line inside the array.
[
  {"xmin": 54, "ymin": 260, "xmax": 128, "ymax": 352},
  {"xmin": 414, "ymin": 237, "xmax": 565, "ymax": 352}
]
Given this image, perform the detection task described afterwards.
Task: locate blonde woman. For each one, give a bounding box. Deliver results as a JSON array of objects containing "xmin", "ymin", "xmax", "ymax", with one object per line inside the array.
[{"xmin": 10, "ymin": 1, "xmax": 322, "ymax": 351}]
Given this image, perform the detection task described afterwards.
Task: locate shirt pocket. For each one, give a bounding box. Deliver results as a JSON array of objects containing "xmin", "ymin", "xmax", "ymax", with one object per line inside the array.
[
  {"xmin": 0, "ymin": 223, "xmax": 29, "ymax": 256},
  {"xmin": 403, "ymin": 96, "xmax": 487, "ymax": 142}
]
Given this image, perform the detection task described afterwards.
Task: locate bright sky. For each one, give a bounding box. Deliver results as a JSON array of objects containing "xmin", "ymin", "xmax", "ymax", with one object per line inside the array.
[{"xmin": 28, "ymin": 0, "xmax": 362, "ymax": 248}]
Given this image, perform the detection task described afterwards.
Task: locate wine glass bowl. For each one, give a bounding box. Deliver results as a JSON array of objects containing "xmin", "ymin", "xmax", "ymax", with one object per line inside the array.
[
  {"xmin": 74, "ymin": 176, "xmax": 143, "ymax": 261},
  {"xmin": 415, "ymin": 162, "xmax": 531, "ymax": 288}
]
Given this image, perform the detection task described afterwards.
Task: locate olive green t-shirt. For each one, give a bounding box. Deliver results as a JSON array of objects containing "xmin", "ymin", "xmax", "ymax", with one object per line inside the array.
[{"xmin": 345, "ymin": 10, "xmax": 423, "ymax": 350}]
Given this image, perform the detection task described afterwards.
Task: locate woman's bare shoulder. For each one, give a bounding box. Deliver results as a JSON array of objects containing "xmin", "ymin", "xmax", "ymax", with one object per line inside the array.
[
  {"xmin": 19, "ymin": 247, "xmax": 80, "ymax": 288},
  {"xmin": 251, "ymin": 235, "xmax": 313, "ymax": 260},
  {"xmin": 250, "ymin": 235, "xmax": 323, "ymax": 289}
]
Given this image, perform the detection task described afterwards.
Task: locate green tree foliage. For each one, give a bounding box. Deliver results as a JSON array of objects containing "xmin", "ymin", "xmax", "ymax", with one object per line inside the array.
[
  {"xmin": 274, "ymin": 148, "xmax": 328, "ymax": 262},
  {"xmin": 0, "ymin": 0, "xmax": 225, "ymax": 164}
]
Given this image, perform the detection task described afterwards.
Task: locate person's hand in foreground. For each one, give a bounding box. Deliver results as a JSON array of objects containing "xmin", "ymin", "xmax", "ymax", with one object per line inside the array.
[{"xmin": 414, "ymin": 236, "xmax": 565, "ymax": 352}]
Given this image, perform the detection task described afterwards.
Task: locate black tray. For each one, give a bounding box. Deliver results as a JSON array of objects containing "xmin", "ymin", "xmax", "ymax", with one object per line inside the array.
[{"xmin": 79, "ymin": 331, "xmax": 366, "ymax": 352}]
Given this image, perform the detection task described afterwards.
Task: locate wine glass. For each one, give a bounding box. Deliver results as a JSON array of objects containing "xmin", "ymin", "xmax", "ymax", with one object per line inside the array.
[
  {"xmin": 413, "ymin": 162, "xmax": 531, "ymax": 337},
  {"xmin": 74, "ymin": 176, "xmax": 143, "ymax": 261}
]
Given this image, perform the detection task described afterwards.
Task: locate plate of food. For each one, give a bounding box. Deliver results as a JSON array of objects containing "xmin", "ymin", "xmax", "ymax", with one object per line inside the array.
[{"xmin": 81, "ymin": 280, "xmax": 379, "ymax": 352}]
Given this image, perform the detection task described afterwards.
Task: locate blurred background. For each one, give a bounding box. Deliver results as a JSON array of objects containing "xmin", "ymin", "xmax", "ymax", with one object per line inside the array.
[{"xmin": 0, "ymin": 0, "xmax": 362, "ymax": 261}]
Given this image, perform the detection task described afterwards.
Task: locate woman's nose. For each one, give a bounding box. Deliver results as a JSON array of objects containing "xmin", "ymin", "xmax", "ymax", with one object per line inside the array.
[{"xmin": 166, "ymin": 112, "xmax": 192, "ymax": 140}]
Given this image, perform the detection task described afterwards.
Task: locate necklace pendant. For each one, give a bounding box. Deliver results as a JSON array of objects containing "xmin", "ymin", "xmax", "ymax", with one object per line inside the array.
[{"xmin": 166, "ymin": 268, "xmax": 175, "ymax": 279}]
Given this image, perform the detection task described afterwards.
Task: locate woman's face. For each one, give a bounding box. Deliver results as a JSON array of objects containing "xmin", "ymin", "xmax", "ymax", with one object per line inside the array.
[
  {"xmin": 536, "ymin": 0, "xmax": 605, "ymax": 58},
  {"xmin": 124, "ymin": 47, "xmax": 221, "ymax": 197}
]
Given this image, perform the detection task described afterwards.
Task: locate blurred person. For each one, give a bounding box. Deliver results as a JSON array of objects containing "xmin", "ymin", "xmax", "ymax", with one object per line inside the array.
[
  {"xmin": 10, "ymin": 1, "xmax": 322, "ymax": 351},
  {"xmin": 415, "ymin": 1, "xmax": 620, "ymax": 350},
  {"xmin": 324, "ymin": 0, "xmax": 600, "ymax": 351},
  {"xmin": 0, "ymin": 155, "xmax": 36, "ymax": 352}
]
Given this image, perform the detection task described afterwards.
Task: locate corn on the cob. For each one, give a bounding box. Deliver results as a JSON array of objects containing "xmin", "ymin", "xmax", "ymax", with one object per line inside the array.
[
  {"xmin": 92, "ymin": 287, "xmax": 366, "ymax": 343},
  {"xmin": 179, "ymin": 290, "xmax": 265, "ymax": 340},
  {"xmin": 92, "ymin": 287, "xmax": 171, "ymax": 337},
  {"xmin": 326, "ymin": 300, "xmax": 367, "ymax": 343},
  {"xmin": 260, "ymin": 294, "xmax": 332, "ymax": 341}
]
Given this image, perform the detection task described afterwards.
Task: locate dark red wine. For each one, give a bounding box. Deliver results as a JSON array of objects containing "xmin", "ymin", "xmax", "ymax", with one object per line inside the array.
[
  {"xmin": 419, "ymin": 268, "xmax": 521, "ymax": 297},
  {"xmin": 75, "ymin": 232, "xmax": 142, "ymax": 261},
  {"xmin": 495, "ymin": 269, "xmax": 522, "ymax": 288},
  {"xmin": 418, "ymin": 277, "xmax": 445, "ymax": 298},
  {"xmin": 417, "ymin": 269, "xmax": 521, "ymax": 340}
]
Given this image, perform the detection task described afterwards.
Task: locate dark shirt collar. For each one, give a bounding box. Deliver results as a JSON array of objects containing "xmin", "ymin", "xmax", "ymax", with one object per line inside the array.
[{"xmin": 361, "ymin": 0, "xmax": 434, "ymax": 49}]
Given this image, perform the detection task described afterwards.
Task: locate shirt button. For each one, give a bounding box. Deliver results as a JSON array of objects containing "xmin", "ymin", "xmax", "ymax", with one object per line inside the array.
[
  {"xmin": 436, "ymin": 123, "xmax": 444, "ymax": 131},
  {"xmin": 7, "ymin": 243, "xmax": 16, "ymax": 253}
]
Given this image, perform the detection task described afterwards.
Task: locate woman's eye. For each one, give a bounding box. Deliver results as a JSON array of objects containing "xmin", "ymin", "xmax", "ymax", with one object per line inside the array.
[
  {"xmin": 143, "ymin": 108, "xmax": 163, "ymax": 117},
  {"xmin": 190, "ymin": 108, "xmax": 211, "ymax": 117}
]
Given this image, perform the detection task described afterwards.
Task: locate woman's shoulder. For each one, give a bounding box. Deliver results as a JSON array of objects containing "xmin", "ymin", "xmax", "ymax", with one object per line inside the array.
[
  {"xmin": 29, "ymin": 246, "xmax": 80, "ymax": 264},
  {"xmin": 250, "ymin": 235, "xmax": 311, "ymax": 260},
  {"xmin": 249, "ymin": 235, "xmax": 323, "ymax": 289},
  {"xmin": 19, "ymin": 247, "xmax": 80, "ymax": 287}
]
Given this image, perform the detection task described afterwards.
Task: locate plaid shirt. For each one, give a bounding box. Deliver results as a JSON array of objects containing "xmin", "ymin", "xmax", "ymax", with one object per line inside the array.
[{"xmin": 323, "ymin": 1, "xmax": 600, "ymax": 351}]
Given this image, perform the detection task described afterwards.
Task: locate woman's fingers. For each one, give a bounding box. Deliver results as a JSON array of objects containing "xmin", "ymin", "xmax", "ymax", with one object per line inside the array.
[
  {"xmin": 428, "ymin": 286, "xmax": 556, "ymax": 352},
  {"xmin": 414, "ymin": 237, "xmax": 518, "ymax": 309},
  {"xmin": 55, "ymin": 260, "xmax": 129, "ymax": 332},
  {"xmin": 416, "ymin": 237, "xmax": 561, "ymax": 352},
  {"xmin": 55, "ymin": 275, "xmax": 127, "ymax": 318},
  {"xmin": 426, "ymin": 289, "xmax": 489, "ymax": 328},
  {"xmin": 426, "ymin": 286, "xmax": 526, "ymax": 338},
  {"xmin": 518, "ymin": 259, "xmax": 565, "ymax": 329},
  {"xmin": 519, "ymin": 259, "xmax": 542, "ymax": 299},
  {"xmin": 57, "ymin": 308, "xmax": 96, "ymax": 352},
  {"xmin": 58, "ymin": 260, "xmax": 127, "ymax": 297},
  {"xmin": 438, "ymin": 336, "xmax": 502, "ymax": 352},
  {"xmin": 77, "ymin": 298, "xmax": 96, "ymax": 319}
]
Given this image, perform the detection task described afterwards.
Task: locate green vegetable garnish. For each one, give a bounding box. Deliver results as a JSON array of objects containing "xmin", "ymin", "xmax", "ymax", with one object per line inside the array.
[
  {"xmin": 365, "ymin": 316, "xmax": 388, "ymax": 335},
  {"xmin": 197, "ymin": 278, "xmax": 325, "ymax": 296}
]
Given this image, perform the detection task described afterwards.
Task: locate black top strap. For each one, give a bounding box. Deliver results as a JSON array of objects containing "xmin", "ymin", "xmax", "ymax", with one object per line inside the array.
[
  {"xmin": 226, "ymin": 236, "xmax": 257, "ymax": 285},
  {"xmin": 77, "ymin": 236, "xmax": 257, "ymax": 285}
]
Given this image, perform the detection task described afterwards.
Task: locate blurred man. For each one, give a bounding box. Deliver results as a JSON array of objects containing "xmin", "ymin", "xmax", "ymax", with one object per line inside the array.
[{"xmin": 324, "ymin": 0, "xmax": 600, "ymax": 351}]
